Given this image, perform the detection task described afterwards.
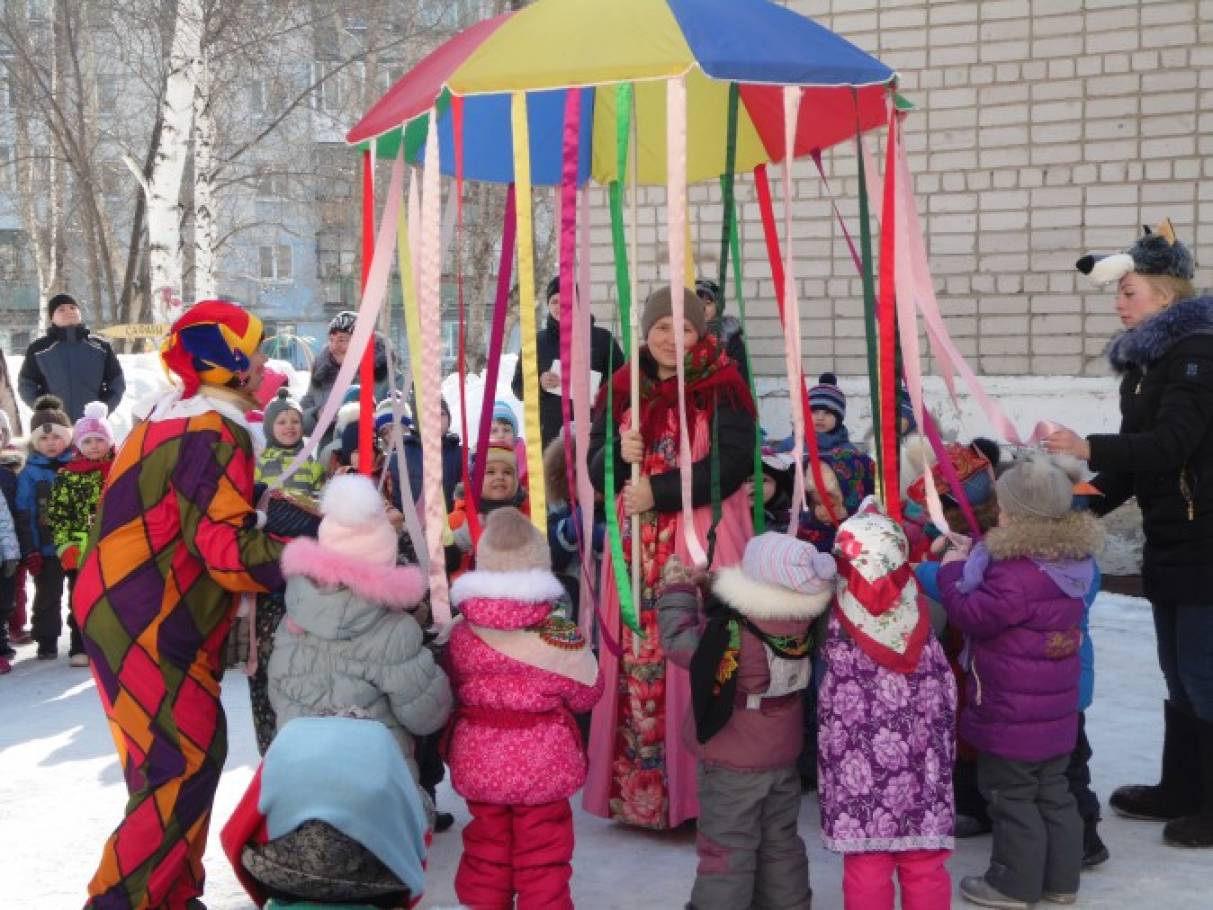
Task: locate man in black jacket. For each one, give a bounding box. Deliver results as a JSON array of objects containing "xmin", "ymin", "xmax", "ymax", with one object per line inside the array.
[
  {"xmin": 19, "ymin": 294, "xmax": 124, "ymax": 421},
  {"xmin": 512, "ymin": 276, "xmax": 624, "ymax": 452}
]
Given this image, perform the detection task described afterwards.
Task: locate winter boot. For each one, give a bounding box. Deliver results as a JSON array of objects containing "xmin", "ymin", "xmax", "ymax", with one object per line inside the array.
[
  {"xmin": 1110, "ymin": 700, "xmax": 1202, "ymax": 821},
  {"xmin": 0, "ymin": 624, "xmax": 14, "ymax": 661},
  {"xmin": 959, "ymin": 876, "xmax": 1030, "ymax": 909},
  {"xmin": 1162, "ymin": 715, "xmax": 1213, "ymax": 848},
  {"xmin": 1082, "ymin": 819, "xmax": 1110, "ymax": 867}
]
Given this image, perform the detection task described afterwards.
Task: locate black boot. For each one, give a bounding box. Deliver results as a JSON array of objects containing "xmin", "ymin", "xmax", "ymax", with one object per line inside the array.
[
  {"xmin": 1109, "ymin": 700, "xmax": 1202, "ymax": 821},
  {"xmin": 1163, "ymin": 715, "xmax": 1213, "ymax": 848},
  {"xmin": 0, "ymin": 622, "xmax": 13, "ymax": 661},
  {"xmin": 1082, "ymin": 819, "xmax": 1109, "ymax": 867}
]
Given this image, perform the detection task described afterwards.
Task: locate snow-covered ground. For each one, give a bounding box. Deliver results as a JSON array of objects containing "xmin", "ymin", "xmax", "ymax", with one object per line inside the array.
[{"xmin": 1, "ymin": 591, "xmax": 1206, "ymax": 909}]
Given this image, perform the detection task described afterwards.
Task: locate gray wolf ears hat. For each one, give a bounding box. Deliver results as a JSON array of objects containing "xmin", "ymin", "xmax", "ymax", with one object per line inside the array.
[{"xmin": 1076, "ymin": 218, "xmax": 1195, "ymax": 287}]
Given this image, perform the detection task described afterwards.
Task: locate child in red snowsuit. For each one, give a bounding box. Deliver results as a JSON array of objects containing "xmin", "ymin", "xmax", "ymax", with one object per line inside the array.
[{"xmin": 445, "ymin": 507, "xmax": 602, "ymax": 910}]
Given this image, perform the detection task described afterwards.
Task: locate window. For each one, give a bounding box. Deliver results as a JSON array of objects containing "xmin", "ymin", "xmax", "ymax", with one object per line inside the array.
[
  {"xmin": 259, "ymin": 244, "xmax": 293, "ymax": 282},
  {"xmin": 26, "ymin": 0, "xmax": 50, "ymax": 21},
  {"xmin": 255, "ymin": 168, "xmax": 289, "ymax": 199},
  {"xmin": 0, "ymin": 231, "xmax": 21, "ymax": 281},
  {"xmin": 311, "ymin": 62, "xmax": 343, "ymax": 112},
  {"xmin": 96, "ymin": 75, "xmax": 118, "ymax": 115},
  {"xmin": 0, "ymin": 66, "xmax": 13, "ymax": 109},
  {"xmin": 0, "ymin": 144, "xmax": 12, "ymax": 192},
  {"xmin": 99, "ymin": 161, "xmax": 125, "ymax": 198},
  {"xmin": 316, "ymin": 229, "xmax": 356, "ymax": 279},
  {"xmin": 249, "ymin": 80, "xmax": 266, "ymax": 114}
]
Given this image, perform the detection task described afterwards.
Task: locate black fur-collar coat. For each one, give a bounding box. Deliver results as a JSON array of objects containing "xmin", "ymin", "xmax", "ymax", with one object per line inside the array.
[{"xmin": 1089, "ymin": 295, "xmax": 1213, "ymax": 603}]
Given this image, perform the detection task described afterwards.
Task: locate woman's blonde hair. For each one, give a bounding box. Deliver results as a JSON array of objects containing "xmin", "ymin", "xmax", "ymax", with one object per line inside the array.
[{"xmin": 1141, "ymin": 273, "xmax": 1196, "ymax": 306}]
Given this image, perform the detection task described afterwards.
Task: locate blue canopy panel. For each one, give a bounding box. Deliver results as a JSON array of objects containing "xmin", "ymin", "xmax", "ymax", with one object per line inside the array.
[
  {"xmin": 414, "ymin": 87, "xmax": 596, "ymax": 187},
  {"xmin": 667, "ymin": 0, "xmax": 895, "ymax": 87}
]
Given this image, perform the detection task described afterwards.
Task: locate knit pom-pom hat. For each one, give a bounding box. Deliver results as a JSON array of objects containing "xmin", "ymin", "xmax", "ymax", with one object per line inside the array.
[
  {"xmin": 29, "ymin": 395, "xmax": 73, "ymax": 447},
  {"xmin": 491, "ymin": 401, "xmax": 517, "ymax": 435},
  {"xmin": 741, "ymin": 532, "xmax": 836, "ymax": 595},
  {"xmin": 317, "ymin": 474, "xmax": 398, "ymax": 568},
  {"xmin": 73, "ymin": 401, "xmax": 114, "ymax": 449},
  {"xmin": 996, "ymin": 452, "xmax": 1083, "ymax": 522},
  {"xmin": 808, "ymin": 372, "xmax": 846, "ymax": 423},
  {"xmin": 641, "ymin": 285, "xmax": 707, "ymax": 339},
  {"xmin": 262, "ymin": 388, "xmax": 304, "ymax": 447},
  {"xmin": 475, "ymin": 506, "xmax": 550, "ymax": 574}
]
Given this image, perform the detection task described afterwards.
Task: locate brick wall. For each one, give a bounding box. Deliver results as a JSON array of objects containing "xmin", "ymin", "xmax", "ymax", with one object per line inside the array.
[{"xmin": 584, "ymin": 0, "xmax": 1213, "ymax": 380}]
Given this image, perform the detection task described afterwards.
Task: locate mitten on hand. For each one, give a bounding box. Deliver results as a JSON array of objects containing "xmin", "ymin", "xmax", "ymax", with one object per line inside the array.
[
  {"xmin": 22, "ymin": 553, "xmax": 44, "ymax": 577},
  {"xmin": 57, "ymin": 545, "xmax": 81, "ymax": 571}
]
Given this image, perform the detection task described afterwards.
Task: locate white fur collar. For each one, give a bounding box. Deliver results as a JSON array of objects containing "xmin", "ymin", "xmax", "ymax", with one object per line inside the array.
[
  {"xmin": 281, "ymin": 537, "xmax": 427, "ymax": 610},
  {"xmin": 140, "ymin": 387, "xmax": 251, "ymax": 432},
  {"xmin": 450, "ymin": 569, "xmax": 567, "ymax": 607},
  {"xmin": 712, "ymin": 566, "xmax": 832, "ymax": 621}
]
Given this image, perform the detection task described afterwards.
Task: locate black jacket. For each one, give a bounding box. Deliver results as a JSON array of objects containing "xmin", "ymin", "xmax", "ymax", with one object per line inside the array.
[
  {"xmin": 586, "ymin": 352, "xmax": 755, "ymax": 513},
  {"xmin": 512, "ymin": 315, "xmax": 624, "ymax": 452},
  {"xmin": 18, "ymin": 325, "xmax": 124, "ymax": 421},
  {"xmin": 1088, "ymin": 295, "xmax": 1213, "ymax": 604}
]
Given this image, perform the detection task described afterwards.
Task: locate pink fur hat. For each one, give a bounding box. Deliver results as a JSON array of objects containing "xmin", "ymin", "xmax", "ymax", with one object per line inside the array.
[{"xmin": 317, "ymin": 474, "xmax": 398, "ymax": 568}]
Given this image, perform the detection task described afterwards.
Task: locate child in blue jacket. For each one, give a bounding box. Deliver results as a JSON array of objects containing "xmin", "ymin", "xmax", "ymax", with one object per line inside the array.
[{"xmin": 15, "ymin": 396, "xmax": 75, "ymax": 660}]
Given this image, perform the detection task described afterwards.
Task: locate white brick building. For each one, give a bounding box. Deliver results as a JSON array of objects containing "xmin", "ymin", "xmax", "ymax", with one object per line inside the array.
[{"xmin": 585, "ymin": 0, "xmax": 1213, "ymax": 381}]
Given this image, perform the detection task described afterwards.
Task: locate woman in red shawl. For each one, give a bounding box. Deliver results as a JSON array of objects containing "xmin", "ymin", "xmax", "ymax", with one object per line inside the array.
[{"xmin": 583, "ymin": 286, "xmax": 756, "ymax": 829}]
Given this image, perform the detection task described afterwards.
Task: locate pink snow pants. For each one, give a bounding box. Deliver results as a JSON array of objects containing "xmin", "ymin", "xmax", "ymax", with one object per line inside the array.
[
  {"xmin": 455, "ymin": 799, "xmax": 574, "ymax": 910},
  {"xmin": 842, "ymin": 849, "xmax": 952, "ymax": 910}
]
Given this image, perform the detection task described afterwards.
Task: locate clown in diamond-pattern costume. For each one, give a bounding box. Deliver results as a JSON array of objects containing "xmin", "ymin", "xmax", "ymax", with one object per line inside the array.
[{"xmin": 72, "ymin": 302, "xmax": 285, "ymax": 910}]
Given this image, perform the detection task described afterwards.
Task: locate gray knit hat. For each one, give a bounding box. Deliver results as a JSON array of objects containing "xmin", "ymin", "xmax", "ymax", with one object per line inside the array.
[
  {"xmin": 641, "ymin": 286, "xmax": 707, "ymax": 339},
  {"xmin": 475, "ymin": 507, "xmax": 551, "ymax": 573},
  {"xmin": 995, "ymin": 453, "xmax": 1079, "ymax": 521},
  {"xmin": 263, "ymin": 387, "xmax": 304, "ymax": 446}
]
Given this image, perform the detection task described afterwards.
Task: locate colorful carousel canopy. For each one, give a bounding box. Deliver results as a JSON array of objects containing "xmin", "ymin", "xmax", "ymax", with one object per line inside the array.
[{"xmin": 347, "ymin": 0, "xmax": 898, "ymax": 185}]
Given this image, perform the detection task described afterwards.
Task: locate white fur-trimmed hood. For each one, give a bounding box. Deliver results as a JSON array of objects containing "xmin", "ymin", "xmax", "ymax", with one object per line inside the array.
[
  {"xmin": 450, "ymin": 569, "xmax": 566, "ymax": 607},
  {"xmin": 712, "ymin": 565, "xmax": 833, "ymax": 621}
]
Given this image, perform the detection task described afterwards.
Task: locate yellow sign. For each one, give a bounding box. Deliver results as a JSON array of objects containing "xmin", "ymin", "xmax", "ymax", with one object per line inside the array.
[{"xmin": 98, "ymin": 323, "xmax": 170, "ymax": 340}]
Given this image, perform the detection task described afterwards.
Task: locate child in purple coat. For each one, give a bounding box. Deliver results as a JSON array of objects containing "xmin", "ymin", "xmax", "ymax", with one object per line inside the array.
[
  {"xmin": 818, "ymin": 501, "xmax": 957, "ymax": 910},
  {"xmin": 938, "ymin": 453, "xmax": 1102, "ymax": 909}
]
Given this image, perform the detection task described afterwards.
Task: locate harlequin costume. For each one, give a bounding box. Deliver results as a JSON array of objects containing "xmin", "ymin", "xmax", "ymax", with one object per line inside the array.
[
  {"xmin": 444, "ymin": 508, "xmax": 602, "ymax": 910},
  {"xmin": 73, "ymin": 301, "xmax": 286, "ymax": 910}
]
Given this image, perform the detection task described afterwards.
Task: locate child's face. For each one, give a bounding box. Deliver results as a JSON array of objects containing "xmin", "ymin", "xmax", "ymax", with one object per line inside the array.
[
  {"xmin": 35, "ymin": 433, "xmax": 68, "ymax": 458},
  {"xmin": 490, "ymin": 420, "xmax": 516, "ymax": 446},
  {"xmin": 79, "ymin": 438, "xmax": 110, "ymax": 461},
  {"xmin": 482, "ymin": 461, "xmax": 518, "ymax": 501},
  {"xmin": 762, "ymin": 474, "xmax": 777, "ymax": 504},
  {"xmin": 272, "ymin": 410, "xmax": 303, "ymax": 446},
  {"xmin": 812, "ymin": 408, "xmax": 838, "ymax": 434}
]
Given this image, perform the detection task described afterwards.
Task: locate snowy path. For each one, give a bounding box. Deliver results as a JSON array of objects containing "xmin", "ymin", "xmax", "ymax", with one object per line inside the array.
[{"xmin": 2, "ymin": 593, "xmax": 1207, "ymax": 909}]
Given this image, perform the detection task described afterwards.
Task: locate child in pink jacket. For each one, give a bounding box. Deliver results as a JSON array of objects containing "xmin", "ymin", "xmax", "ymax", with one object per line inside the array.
[{"xmin": 445, "ymin": 506, "xmax": 603, "ymax": 910}]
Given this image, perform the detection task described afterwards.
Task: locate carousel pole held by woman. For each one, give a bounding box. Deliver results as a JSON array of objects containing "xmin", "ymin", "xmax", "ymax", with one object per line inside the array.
[
  {"xmin": 583, "ymin": 287, "xmax": 756, "ymax": 829},
  {"xmin": 73, "ymin": 301, "xmax": 288, "ymax": 908},
  {"xmin": 1045, "ymin": 221, "xmax": 1213, "ymax": 850}
]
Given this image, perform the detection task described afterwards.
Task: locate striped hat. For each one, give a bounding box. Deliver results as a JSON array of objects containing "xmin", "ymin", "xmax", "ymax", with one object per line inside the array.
[
  {"xmin": 741, "ymin": 532, "xmax": 836, "ymax": 595},
  {"xmin": 808, "ymin": 372, "xmax": 846, "ymax": 422}
]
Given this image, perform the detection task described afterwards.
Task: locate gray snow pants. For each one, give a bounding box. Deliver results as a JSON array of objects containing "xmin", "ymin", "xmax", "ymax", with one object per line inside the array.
[
  {"xmin": 978, "ymin": 752, "xmax": 1082, "ymax": 903},
  {"xmin": 691, "ymin": 764, "xmax": 811, "ymax": 910}
]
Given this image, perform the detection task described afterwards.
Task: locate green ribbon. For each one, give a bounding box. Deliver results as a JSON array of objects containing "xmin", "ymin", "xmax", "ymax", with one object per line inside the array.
[
  {"xmin": 855, "ymin": 122, "xmax": 884, "ymax": 494},
  {"xmin": 604, "ymin": 83, "xmax": 641, "ymax": 635},
  {"xmin": 718, "ymin": 82, "xmax": 764, "ymax": 533}
]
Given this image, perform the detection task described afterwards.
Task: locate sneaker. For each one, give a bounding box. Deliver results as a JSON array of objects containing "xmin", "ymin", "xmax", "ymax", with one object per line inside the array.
[
  {"xmin": 69, "ymin": 653, "xmax": 90, "ymax": 668},
  {"xmin": 36, "ymin": 649, "xmax": 57, "ymax": 661},
  {"xmin": 959, "ymin": 876, "xmax": 1031, "ymax": 909},
  {"xmin": 1083, "ymin": 823, "xmax": 1110, "ymax": 867},
  {"xmin": 1042, "ymin": 893, "xmax": 1078, "ymax": 905}
]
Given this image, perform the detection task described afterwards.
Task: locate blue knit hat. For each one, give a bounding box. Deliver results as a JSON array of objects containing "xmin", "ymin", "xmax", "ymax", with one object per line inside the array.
[
  {"xmin": 492, "ymin": 400, "xmax": 517, "ymax": 434},
  {"xmin": 808, "ymin": 373, "xmax": 846, "ymax": 423}
]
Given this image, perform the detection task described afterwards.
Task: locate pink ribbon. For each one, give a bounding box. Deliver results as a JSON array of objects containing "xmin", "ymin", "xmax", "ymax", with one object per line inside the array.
[
  {"xmin": 574, "ymin": 186, "xmax": 600, "ymax": 637},
  {"xmin": 419, "ymin": 109, "xmax": 451, "ymax": 625},
  {"xmin": 782, "ymin": 86, "xmax": 809, "ymax": 533},
  {"xmin": 667, "ymin": 75, "xmax": 707, "ymax": 566}
]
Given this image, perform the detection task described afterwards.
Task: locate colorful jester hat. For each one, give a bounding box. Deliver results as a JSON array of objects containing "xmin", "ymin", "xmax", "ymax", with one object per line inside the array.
[
  {"xmin": 1076, "ymin": 218, "xmax": 1195, "ymax": 287},
  {"xmin": 160, "ymin": 300, "xmax": 264, "ymax": 398}
]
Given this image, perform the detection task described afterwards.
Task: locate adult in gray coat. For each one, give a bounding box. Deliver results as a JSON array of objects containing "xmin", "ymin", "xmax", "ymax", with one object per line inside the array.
[
  {"xmin": 18, "ymin": 293, "xmax": 124, "ymax": 421},
  {"xmin": 300, "ymin": 310, "xmax": 390, "ymax": 440},
  {"xmin": 267, "ymin": 474, "xmax": 451, "ymax": 781}
]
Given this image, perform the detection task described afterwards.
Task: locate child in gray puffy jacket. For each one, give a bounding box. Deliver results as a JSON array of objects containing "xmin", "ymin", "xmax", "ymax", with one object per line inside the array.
[
  {"xmin": 657, "ymin": 532, "xmax": 836, "ymax": 910},
  {"xmin": 268, "ymin": 474, "xmax": 452, "ymax": 783}
]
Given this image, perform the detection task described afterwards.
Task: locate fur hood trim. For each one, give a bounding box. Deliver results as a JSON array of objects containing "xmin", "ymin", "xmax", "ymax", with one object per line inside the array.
[
  {"xmin": 712, "ymin": 566, "xmax": 833, "ymax": 621},
  {"xmin": 281, "ymin": 537, "xmax": 427, "ymax": 610},
  {"xmin": 984, "ymin": 510, "xmax": 1104, "ymax": 563},
  {"xmin": 1107, "ymin": 295, "xmax": 1213, "ymax": 371},
  {"xmin": 450, "ymin": 569, "xmax": 566, "ymax": 607}
]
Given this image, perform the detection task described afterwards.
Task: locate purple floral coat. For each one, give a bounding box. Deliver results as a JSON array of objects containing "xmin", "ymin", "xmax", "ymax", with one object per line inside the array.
[{"xmin": 817, "ymin": 613, "xmax": 957, "ymax": 853}]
